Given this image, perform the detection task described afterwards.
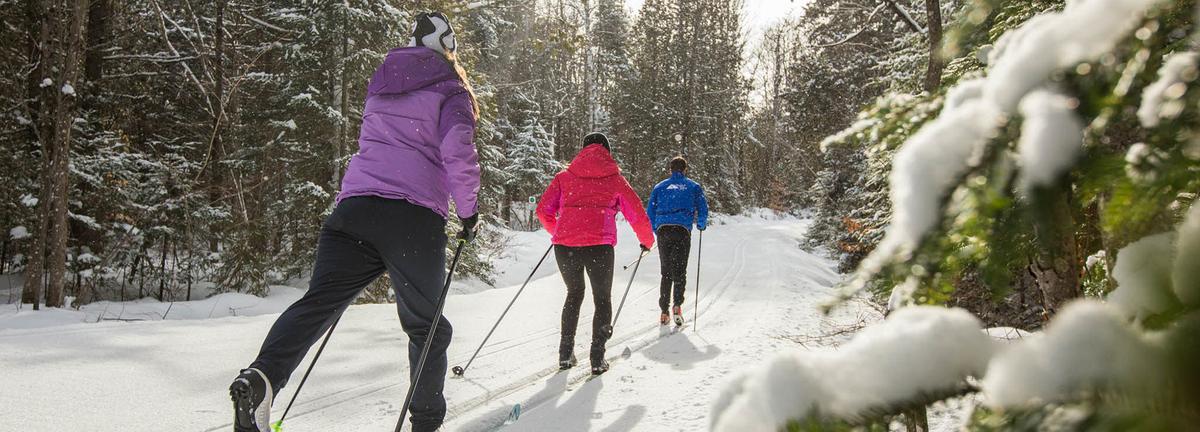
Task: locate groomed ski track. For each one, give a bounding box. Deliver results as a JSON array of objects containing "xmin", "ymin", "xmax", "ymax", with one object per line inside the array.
[{"xmin": 0, "ymin": 215, "xmax": 864, "ymax": 432}]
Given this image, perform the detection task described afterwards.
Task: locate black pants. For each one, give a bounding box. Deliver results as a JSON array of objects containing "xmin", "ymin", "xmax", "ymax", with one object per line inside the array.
[
  {"xmin": 656, "ymin": 225, "xmax": 691, "ymax": 313},
  {"xmin": 554, "ymin": 244, "xmax": 614, "ymax": 367},
  {"xmin": 248, "ymin": 196, "xmax": 451, "ymax": 432}
]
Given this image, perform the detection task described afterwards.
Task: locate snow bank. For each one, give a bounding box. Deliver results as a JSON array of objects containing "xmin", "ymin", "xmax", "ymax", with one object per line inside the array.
[
  {"xmin": 1138, "ymin": 51, "xmax": 1199, "ymax": 127},
  {"xmin": 711, "ymin": 307, "xmax": 994, "ymax": 431},
  {"xmin": 982, "ymin": 300, "xmax": 1167, "ymax": 407},
  {"xmin": 1107, "ymin": 232, "xmax": 1178, "ymax": 320},
  {"xmin": 0, "ymin": 286, "xmax": 305, "ymax": 331},
  {"xmin": 1016, "ymin": 91, "xmax": 1084, "ymax": 190},
  {"xmin": 1173, "ymin": 202, "xmax": 1200, "ymax": 305}
]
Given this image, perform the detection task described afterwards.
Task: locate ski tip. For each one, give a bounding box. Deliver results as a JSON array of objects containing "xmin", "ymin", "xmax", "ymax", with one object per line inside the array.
[{"xmin": 451, "ymin": 365, "xmax": 465, "ymax": 376}]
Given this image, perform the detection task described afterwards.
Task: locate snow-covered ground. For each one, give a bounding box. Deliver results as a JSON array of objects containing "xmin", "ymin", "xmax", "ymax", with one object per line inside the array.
[{"xmin": 0, "ymin": 214, "xmax": 879, "ymax": 432}]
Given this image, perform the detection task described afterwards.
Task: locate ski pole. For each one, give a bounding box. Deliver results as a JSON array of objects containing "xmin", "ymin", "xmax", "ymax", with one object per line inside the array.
[
  {"xmin": 694, "ymin": 230, "xmax": 702, "ymax": 332},
  {"xmin": 603, "ymin": 248, "xmax": 649, "ymax": 337},
  {"xmin": 395, "ymin": 239, "xmax": 467, "ymax": 432},
  {"xmin": 272, "ymin": 316, "xmax": 341, "ymax": 432},
  {"xmin": 621, "ymin": 246, "xmax": 653, "ymax": 270},
  {"xmin": 451, "ymin": 244, "xmax": 554, "ymax": 377}
]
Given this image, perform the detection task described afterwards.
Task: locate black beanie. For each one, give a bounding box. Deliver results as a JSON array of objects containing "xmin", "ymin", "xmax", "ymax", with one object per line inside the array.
[{"xmin": 583, "ymin": 132, "xmax": 610, "ymax": 152}]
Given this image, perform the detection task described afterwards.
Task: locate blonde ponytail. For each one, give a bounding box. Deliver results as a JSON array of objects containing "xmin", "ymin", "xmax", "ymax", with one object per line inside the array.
[{"xmin": 443, "ymin": 51, "xmax": 480, "ymax": 120}]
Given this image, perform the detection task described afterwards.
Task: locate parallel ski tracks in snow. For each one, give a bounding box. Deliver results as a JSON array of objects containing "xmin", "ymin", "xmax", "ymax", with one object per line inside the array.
[
  {"xmin": 455, "ymin": 236, "xmax": 753, "ymax": 430},
  {"xmin": 200, "ymin": 235, "xmax": 753, "ymax": 432}
]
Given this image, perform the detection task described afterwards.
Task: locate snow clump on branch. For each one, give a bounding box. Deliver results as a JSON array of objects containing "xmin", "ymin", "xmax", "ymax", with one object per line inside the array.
[
  {"xmin": 982, "ymin": 301, "xmax": 1168, "ymax": 407},
  {"xmin": 1138, "ymin": 51, "xmax": 1198, "ymax": 128},
  {"xmin": 710, "ymin": 307, "xmax": 995, "ymax": 431}
]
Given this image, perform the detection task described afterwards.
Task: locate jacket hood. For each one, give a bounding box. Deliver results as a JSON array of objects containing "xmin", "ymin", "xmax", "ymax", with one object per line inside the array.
[
  {"xmin": 367, "ymin": 47, "xmax": 460, "ymax": 97},
  {"xmin": 567, "ymin": 144, "xmax": 620, "ymax": 178}
]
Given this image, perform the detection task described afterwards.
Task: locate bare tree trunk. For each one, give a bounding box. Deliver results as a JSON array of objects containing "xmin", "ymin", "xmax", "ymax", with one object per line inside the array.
[
  {"xmin": 1031, "ymin": 185, "xmax": 1082, "ymax": 317},
  {"xmin": 333, "ymin": 2, "xmax": 349, "ymax": 187},
  {"xmin": 23, "ymin": 0, "xmax": 53, "ymax": 309},
  {"xmin": 44, "ymin": 0, "xmax": 90, "ymax": 309},
  {"xmin": 923, "ymin": 0, "xmax": 943, "ymax": 92},
  {"xmin": 84, "ymin": 0, "xmax": 110, "ymax": 85},
  {"xmin": 903, "ymin": 407, "xmax": 929, "ymax": 432},
  {"xmin": 158, "ymin": 236, "xmax": 168, "ymax": 301},
  {"xmin": 207, "ymin": 0, "xmax": 227, "ymax": 252}
]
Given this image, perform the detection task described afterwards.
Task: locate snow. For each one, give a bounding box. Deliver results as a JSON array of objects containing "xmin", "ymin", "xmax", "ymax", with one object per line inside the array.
[
  {"xmin": 61, "ymin": 83, "xmax": 76, "ymax": 96},
  {"xmin": 0, "ymin": 286, "xmax": 306, "ymax": 330},
  {"xmin": 1085, "ymin": 250, "xmax": 1106, "ymax": 270},
  {"xmin": 710, "ymin": 307, "xmax": 994, "ymax": 431},
  {"xmin": 1173, "ymin": 202, "xmax": 1200, "ymax": 305},
  {"xmin": 887, "ymin": 275, "xmax": 919, "ymax": 311},
  {"xmin": 20, "ymin": 194, "xmax": 38, "ymax": 207},
  {"xmin": 9, "ymin": 226, "xmax": 29, "ymax": 240},
  {"xmin": 1, "ymin": 213, "xmax": 872, "ymax": 432},
  {"xmin": 984, "ymin": 326, "xmax": 1035, "ymax": 342},
  {"xmin": 39, "ymin": 78, "xmax": 52, "ymax": 88},
  {"xmin": 1138, "ymin": 51, "xmax": 1198, "ymax": 127},
  {"xmin": 1016, "ymin": 91, "xmax": 1084, "ymax": 190},
  {"xmin": 981, "ymin": 300, "xmax": 1167, "ymax": 407},
  {"xmin": 984, "ymin": 0, "xmax": 1157, "ymax": 111},
  {"xmin": 1107, "ymin": 232, "xmax": 1178, "ymax": 321}
]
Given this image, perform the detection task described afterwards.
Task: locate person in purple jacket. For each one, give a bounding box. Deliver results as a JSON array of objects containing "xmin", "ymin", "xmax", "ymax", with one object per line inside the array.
[{"xmin": 228, "ymin": 12, "xmax": 479, "ymax": 432}]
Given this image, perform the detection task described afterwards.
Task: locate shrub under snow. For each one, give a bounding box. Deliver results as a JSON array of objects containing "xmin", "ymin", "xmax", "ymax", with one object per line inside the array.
[
  {"xmin": 981, "ymin": 300, "xmax": 1168, "ymax": 408},
  {"xmin": 710, "ymin": 307, "xmax": 995, "ymax": 431},
  {"xmin": 846, "ymin": 0, "xmax": 1159, "ymax": 295}
]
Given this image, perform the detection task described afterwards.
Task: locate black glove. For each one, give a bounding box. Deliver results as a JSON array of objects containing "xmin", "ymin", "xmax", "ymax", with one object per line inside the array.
[
  {"xmin": 457, "ymin": 215, "xmax": 478, "ymax": 243},
  {"xmin": 640, "ymin": 244, "xmax": 651, "ymax": 253}
]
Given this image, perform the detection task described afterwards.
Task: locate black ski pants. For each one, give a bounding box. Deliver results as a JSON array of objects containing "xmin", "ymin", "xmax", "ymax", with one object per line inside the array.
[
  {"xmin": 554, "ymin": 244, "xmax": 614, "ymax": 367},
  {"xmin": 248, "ymin": 196, "xmax": 451, "ymax": 432},
  {"xmin": 656, "ymin": 225, "xmax": 691, "ymax": 313}
]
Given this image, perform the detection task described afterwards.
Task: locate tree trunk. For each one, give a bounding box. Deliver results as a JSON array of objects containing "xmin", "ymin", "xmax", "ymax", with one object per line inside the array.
[
  {"xmin": 22, "ymin": 0, "xmax": 54, "ymax": 310},
  {"xmin": 207, "ymin": 0, "xmax": 227, "ymax": 252},
  {"xmin": 84, "ymin": 0, "xmax": 110, "ymax": 86},
  {"xmin": 158, "ymin": 236, "xmax": 168, "ymax": 301},
  {"xmin": 903, "ymin": 407, "xmax": 929, "ymax": 432},
  {"xmin": 333, "ymin": 4, "xmax": 350, "ymax": 188},
  {"xmin": 922, "ymin": 0, "xmax": 943, "ymax": 92},
  {"xmin": 1030, "ymin": 185, "xmax": 1082, "ymax": 317},
  {"xmin": 44, "ymin": 0, "xmax": 90, "ymax": 309}
]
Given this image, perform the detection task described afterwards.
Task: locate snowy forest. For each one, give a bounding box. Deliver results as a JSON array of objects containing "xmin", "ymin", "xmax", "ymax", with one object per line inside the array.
[{"xmin": 2, "ymin": 0, "xmax": 1199, "ymax": 430}]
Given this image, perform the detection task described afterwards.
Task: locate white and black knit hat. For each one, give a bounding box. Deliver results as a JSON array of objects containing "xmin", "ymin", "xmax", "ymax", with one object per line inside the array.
[{"xmin": 409, "ymin": 12, "xmax": 457, "ymax": 55}]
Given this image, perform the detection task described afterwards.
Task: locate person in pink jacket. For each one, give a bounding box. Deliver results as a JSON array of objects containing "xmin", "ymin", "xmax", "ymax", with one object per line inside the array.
[
  {"xmin": 230, "ymin": 12, "xmax": 477, "ymax": 432},
  {"xmin": 537, "ymin": 133, "xmax": 655, "ymax": 375}
]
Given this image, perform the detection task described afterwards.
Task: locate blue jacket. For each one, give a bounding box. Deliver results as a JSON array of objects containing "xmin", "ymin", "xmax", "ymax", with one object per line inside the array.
[{"xmin": 646, "ymin": 172, "xmax": 709, "ymax": 231}]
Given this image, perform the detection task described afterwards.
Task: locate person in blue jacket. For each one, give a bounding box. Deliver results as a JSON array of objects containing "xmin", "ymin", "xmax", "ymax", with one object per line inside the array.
[{"xmin": 645, "ymin": 156, "xmax": 709, "ymax": 325}]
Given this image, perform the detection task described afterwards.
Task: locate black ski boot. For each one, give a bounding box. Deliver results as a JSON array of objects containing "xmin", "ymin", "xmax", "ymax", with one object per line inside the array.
[
  {"xmin": 591, "ymin": 360, "xmax": 610, "ymax": 376},
  {"xmin": 230, "ymin": 368, "xmax": 273, "ymax": 432},
  {"xmin": 559, "ymin": 354, "xmax": 578, "ymax": 370}
]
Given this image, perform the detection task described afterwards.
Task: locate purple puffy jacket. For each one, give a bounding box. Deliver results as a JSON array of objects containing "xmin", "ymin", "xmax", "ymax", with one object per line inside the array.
[{"xmin": 337, "ymin": 47, "xmax": 480, "ymax": 219}]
